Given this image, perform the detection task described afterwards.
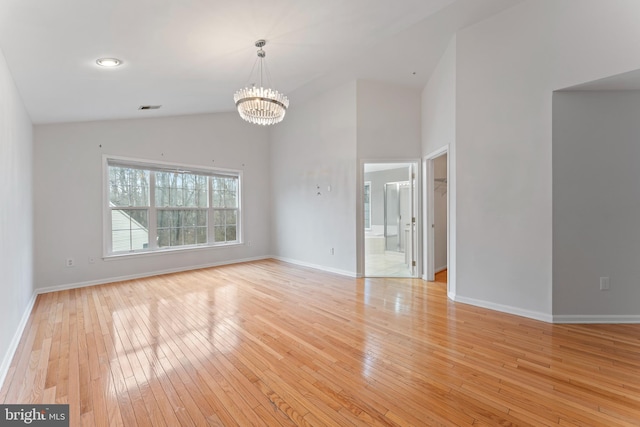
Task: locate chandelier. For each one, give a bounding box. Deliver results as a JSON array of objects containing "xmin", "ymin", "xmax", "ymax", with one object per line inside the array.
[{"xmin": 234, "ymin": 40, "xmax": 289, "ymax": 126}]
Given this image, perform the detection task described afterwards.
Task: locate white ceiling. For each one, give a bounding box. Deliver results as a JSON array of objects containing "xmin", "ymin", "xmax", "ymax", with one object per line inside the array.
[{"xmin": 0, "ymin": 0, "xmax": 522, "ymax": 124}]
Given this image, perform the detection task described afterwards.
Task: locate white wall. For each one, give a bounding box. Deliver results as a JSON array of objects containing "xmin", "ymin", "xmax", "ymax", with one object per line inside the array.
[
  {"xmin": 0, "ymin": 48, "xmax": 34, "ymax": 384},
  {"xmin": 270, "ymin": 79, "xmax": 422, "ymax": 276},
  {"xmin": 422, "ymin": 36, "xmax": 456, "ymax": 292},
  {"xmin": 422, "ymin": 36, "xmax": 456, "ymax": 156},
  {"xmin": 270, "ymin": 82, "xmax": 358, "ymax": 275},
  {"xmin": 33, "ymin": 113, "xmax": 270, "ymax": 290},
  {"xmin": 455, "ymin": 0, "xmax": 640, "ymax": 320},
  {"xmin": 553, "ymin": 91, "xmax": 640, "ymax": 320},
  {"xmin": 434, "ymin": 154, "xmax": 447, "ymax": 272},
  {"xmin": 356, "ymin": 80, "xmax": 422, "ymax": 159}
]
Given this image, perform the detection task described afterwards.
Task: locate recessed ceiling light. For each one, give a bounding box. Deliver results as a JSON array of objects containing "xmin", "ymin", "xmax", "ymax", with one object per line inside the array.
[{"xmin": 96, "ymin": 58, "xmax": 122, "ymax": 67}]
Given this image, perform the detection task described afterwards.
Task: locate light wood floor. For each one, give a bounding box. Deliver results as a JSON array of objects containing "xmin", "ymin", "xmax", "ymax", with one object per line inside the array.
[{"xmin": 2, "ymin": 260, "xmax": 640, "ymax": 426}]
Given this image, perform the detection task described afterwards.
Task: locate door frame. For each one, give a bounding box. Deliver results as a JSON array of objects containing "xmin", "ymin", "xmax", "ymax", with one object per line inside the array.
[
  {"xmin": 424, "ymin": 146, "xmax": 449, "ymax": 282},
  {"xmin": 358, "ymin": 159, "xmax": 421, "ymax": 278}
]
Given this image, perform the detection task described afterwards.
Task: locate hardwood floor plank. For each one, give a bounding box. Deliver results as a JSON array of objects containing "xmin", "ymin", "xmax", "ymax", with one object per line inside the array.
[
  {"xmin": 156, "ymin": 355, "xmax": 211, "ymax": 426},
  {"xmin": 3, "ymin": 259, "xmax": 640, "ymax": 426},
  {"xmin": 253, "ymin": 403, "xmax": 297, "ymax": 427},
  {"xmin": 90, "ymin": 377, "xmax": 110, "ymax": 427},
  {"xmin": 256, "ymin": 379, "xmax": 310, "ymax": 426},
  {"xmin": 67, "ymin": 293, "xmax": 82, "ymax": 425},
  {"xmin": 3, "ymin": 306, "xmax": 41, "ymax": 403}
]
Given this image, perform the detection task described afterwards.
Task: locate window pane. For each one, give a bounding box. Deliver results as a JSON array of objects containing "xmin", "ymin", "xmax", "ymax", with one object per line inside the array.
[
  {"xmin": 213, "ymin": 210, "xmax": 224, "ymax": 226},
  {"xmin": 197, "ymin": 210, "xmax": 207, "ymax": 227},
  {"xmin": 212, "ymin": 176, "xmax": 238, "ymax": 208},
  {"xmin": 183, "ymin": 189, "xmax": 195, "ymax": 207},
  {"xmin": 212, "ymin": 190, "xmax": 223, "ymax": 208},
  {"xmin": 168, "ymin": 210, "xmax": 178, "ymax": 226},
  {"xmin": 170, "ymin": 228, "xmax": 182, "ymax": 246},
  {"xmin": 183, "ymin": 210, "xmax": 196, "ymax": 227},
  {"xmin": 156, "ymin": 209, "xmax": 206, "ymax": 248},
  {"xmin": 158, "ymin": 210, "xmax": 170, "ymax": 228},
  {"xmin": 225, "ymin": 191, "xmax": 237, "ymax": 208},
  {"xmin": 226, "ymin": 226, "xmax": 237, "ymax": 242},
  {"xmin": 155, "ymin": 172, "xmax": 170, "ymax": 207},
  {"xmin": 227, "ymin": 210, "xmax": 237, "ymax": 225},
  {"xmin": 196, "ymin": 190, "xmax": 208, "ymax": 208},
  {"xmin": 210, "ymin": 209, "xmax": 238, "ymax": 243},
  {"xmin": 171, "ymin": 187, "xmax": 180, "ymax": 206},
  {"xmin": 111, "ymin": 209, "xmax": 148, "ymax": 252},
  {"xmin": 196, "ymin": 227, "xmax": 207, "ymax": 244},
  {"xmin": 198, "ymin": 175, "xmax": 207, "ymax": 189},
  {"xmin": 184, "ymin": 228, "xmax": 196, "ymax": 245},
  {"xmin": 214, "ymin": 226, "xmax": 226, "ymax": 242},
  {"xmin": 109, "ymin": 167, "xmax": 149, "ymax": 207},
  {"xmin": 157, "ymin": 229, "xmax": 170, "ymax": 247},
  {"xmin": 156, "ymin": 187, "xmax": 167, "ymax": 207},
  {"xmin": 171, "ymin": 210, "xmax": 181, "ymax": 227},
  {"xmin": 156, "ymin": 171, "xmax": 209, "ymax": 208}
]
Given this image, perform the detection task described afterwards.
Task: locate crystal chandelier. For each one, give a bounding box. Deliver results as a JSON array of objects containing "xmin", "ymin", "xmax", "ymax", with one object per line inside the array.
[{"xmin": 234, "ymin": 40, "xmax": 289, "ymax": 126}]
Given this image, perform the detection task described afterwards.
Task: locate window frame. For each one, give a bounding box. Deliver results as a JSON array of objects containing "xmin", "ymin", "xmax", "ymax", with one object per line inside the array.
[{"xmin": 103, "ymin": 155, "xmax": 243, "ymax": 258}]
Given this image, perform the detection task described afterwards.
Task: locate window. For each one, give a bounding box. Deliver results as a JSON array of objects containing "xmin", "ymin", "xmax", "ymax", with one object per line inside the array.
[
  {"xmin": 155, "ymin": 171, "xmax": 208, "ymax": 248},
  {"xmin": 106, "ymin": 157, "xmax": 241, "ymax": 255},
  {"xmin": 212, "ymin": 176, "xmax": 238, "ymax": 243},
  {"xmin": 364, "ymin": 181, "xmax": 371, "ymax": 230}
]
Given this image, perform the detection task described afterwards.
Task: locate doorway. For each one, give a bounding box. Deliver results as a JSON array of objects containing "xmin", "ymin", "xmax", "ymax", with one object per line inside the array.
[
  {"xmin": 425, "ymin": 148, "xmax": 449, "ymax": 285},
  {"xmin": 363, "ymin": 162, "xmax": 417, "ymax": 277}
]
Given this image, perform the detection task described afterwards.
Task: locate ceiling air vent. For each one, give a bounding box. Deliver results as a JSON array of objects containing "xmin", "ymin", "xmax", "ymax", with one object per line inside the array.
[{"xmin": 138, "ymin": 105, "xmax": 162, "ymax": 110}]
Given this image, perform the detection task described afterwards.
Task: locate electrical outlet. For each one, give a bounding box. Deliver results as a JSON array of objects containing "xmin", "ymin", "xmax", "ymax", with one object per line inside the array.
[
  {"xmin": 600, "ymin": 277, "xmax": 610, "ymax": 291},
  {"xmin": 88, "ymin": 256, "xmax": 95, "ymax": 264},
  {"xmin": 330, "ymin": 247, "xmax": 334, "ymax": 255},
  {"xmin": 65, "ymin": 258, "xmax": 75, "ymax": 268}
]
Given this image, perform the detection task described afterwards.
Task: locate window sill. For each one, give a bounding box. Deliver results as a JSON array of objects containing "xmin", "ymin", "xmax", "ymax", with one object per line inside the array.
[{"xmin": 103, "ymin": 242, "xmax": 244, "ymax": 261}]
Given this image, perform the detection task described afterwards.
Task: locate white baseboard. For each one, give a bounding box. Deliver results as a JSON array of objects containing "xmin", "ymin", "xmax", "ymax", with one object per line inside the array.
[
  {"xmin": 36, "ymin": 255, "xmax": 271, "ymax": 295},
  {"xmin": 452, "ymin": 294, "xmax": 553, "ymax": 323},
  {"xmin": 0, "ymin": 293, "xmax": 37, "ymax": 390},
  {"xmin": 553, "ymin": 315, "xmax": 640, "ymax": 324},
  {"xmin": 272, "ymin": 256, "xmax": 357, "ymax": 278}
]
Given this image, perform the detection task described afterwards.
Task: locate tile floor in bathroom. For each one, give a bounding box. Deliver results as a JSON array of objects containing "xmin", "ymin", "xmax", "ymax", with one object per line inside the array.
[{"xmin": 365, "ymin": 250, "xmax": 413, "ymax": 277}]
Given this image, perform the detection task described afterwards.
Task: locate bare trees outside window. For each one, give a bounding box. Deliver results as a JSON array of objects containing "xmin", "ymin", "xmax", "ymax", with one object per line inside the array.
[{"xmin": 107, "ymin": 159, "xmax": 241, "ymax": 255}]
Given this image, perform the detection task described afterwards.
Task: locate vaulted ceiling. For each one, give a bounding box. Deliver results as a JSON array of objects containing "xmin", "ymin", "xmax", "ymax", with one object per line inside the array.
[{"xmin": 0, "ymin": 0, "xmax": 521, "ymax": 124}]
